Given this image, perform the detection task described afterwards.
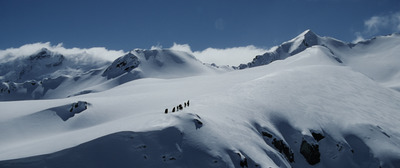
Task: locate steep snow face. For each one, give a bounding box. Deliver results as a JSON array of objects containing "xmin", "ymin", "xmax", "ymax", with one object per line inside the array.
[
  {"xmin": 238, "ymin": 30, "xmax": 348, "ymax": 69},
  {"xmin": 0, "ymin": 46, "xmax": 399, "ymax": 168},
  {"xmin": 287, "ymin": 29, "xmax": 320, "ymax": 54}
]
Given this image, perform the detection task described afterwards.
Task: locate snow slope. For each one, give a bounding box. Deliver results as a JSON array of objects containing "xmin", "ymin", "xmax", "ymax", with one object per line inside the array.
[
  {"xmin": 239, "ymin": 30, "xmax": 400, "ymax": 91},
  {"xmin": 1, "ymin": 31, "xmax": 400, "ymax": 168},
  {"xmin": 340, "ymin": 34, "xmax": 400, "ymax": 91},
  {"xmin": 237, "ymin": 30, "xmax": 346, "ymax": 69}
]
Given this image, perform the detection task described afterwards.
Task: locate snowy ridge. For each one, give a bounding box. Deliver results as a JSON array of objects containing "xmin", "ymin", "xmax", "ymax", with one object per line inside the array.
[
  {"xmin": 340, "ymin": 33, "xmax": 400, "ymax": 91},
  {"xmin": 238, "ymin": 30, "xmax": 348, "ymax": 69},
  {"xmin": 239, "ymin": 30, "xmax": 400, "ymax": 90},
  {"xmin": 0, "ymin": 48, "xmax": 110, "ymax": 82},
  {"xmin": 1, "ymin": 31, "xmax": 400, "ymax": 167},
  {"xmin": 0, "ymin": 48, "xmax": 222, "ymax": 101}
]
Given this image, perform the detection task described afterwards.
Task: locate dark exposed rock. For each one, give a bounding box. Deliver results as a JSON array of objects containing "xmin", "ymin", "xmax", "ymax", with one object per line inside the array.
[
  {"xmin": 334, "ymin": 57, "xmax": 343, "ymax": 63},
  {"xmin": 336, "ymin": 143, "xmax": 343, "ymax": 151},
  {"xmin": 311, "ymin": 132, "xmax": 325, "ymax": 142},
  {"xmin": 236, "ymin": 153, "xmax": 248, "ymax": 168},
  {"xmin": 69, "ymin": 101, "xmax": 88, "ymax": 113},
  {"xmin": 102, "ymin": 52, "xmax": 140, "ymax": 79},
  {"xmin": 0, "ymin": 82, "xmax": 17, "ymax": 94},
  {"xmin": 240, "ymin": 157, "xmax": 248, "ymax": 168},
  {"xmin": 193, "ymin": 119, "xmax": 203, "ymax": 129},
  {"xmin": 29, "ymin": 48, "xmax": 64, "ymax": 67},
  {"xmin": 300, "ymin": 140, "xmax": 320, "ymax": 165},
  {"xmin": 261, "ymin": 131, "xmax": 273, "ymax": 138},
  {"xmin": 272, "ymin": 138, "xmax": 295, "ymax": 163}
]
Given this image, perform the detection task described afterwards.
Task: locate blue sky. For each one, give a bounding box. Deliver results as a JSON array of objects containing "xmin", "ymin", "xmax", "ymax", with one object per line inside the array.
[{"xmin": 0, "ymin": 0, "xmax": 399, "ymax": 64}]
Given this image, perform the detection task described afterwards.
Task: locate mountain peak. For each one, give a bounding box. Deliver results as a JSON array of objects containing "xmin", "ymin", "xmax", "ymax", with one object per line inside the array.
[
  {"xmin": 300, "ymin": 29, "xmax": 317, "ymax": 37},
  {"xmin": 238, "ymin": 30, "xmax": 337, "ymax": 69},
  {"xmin": 30, "ymin": 48, "xmax": 52, "ymax": 60},
  {"xmin": 290, "ymin": 29, "xmax": 319, "ymax": 45}
]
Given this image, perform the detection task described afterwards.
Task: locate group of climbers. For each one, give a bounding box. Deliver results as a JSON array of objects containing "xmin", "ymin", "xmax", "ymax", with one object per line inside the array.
[{"xmin": 165, "ymin": 100, "xmax": 189, "ymax": 114}]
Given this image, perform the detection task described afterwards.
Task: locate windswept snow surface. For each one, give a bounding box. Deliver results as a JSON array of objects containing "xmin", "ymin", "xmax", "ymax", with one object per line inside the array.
[
  {"xmin": 1, "ymin": 32, "xmax": 400, "ymax": 167},
  {"xmin": 341, "ymin": 34, "xmax": 400, "ymax": 91}
]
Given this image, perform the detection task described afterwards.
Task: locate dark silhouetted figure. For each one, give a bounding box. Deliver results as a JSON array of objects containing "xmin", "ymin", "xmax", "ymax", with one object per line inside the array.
[
  {"xmin": 165, "ymin": 108, "xmax": 168, "ymax": 114},
  {"xmin": 187, "ymin": 100, "xmax": 190, "ymax": 107},
  {"xmin": 178, "ymin": 104, "xmax": 183, "ymax": 110},
  {"xmin": 184, "ymin": 102, "xmax": 187, "ymax": 107},
  {"xmin": 172, "ymin": 107, "xmax": 175, "ymax": 112}
]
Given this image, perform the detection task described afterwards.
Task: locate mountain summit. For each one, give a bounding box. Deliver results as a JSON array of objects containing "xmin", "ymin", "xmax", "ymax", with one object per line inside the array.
[{"xmin": 238, "ymin": 29, "xmax": 346, "ymax": 69}]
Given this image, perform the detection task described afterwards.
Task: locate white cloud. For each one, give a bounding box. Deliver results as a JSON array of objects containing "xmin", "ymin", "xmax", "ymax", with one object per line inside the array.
[
  {"xmin": 170, "ymin": 43, "xmax": 267, "ymax": 66},
  {"xmin": 169, "ymin": 43, "xmax": 193, "ymax": 54},
  {"xmin": 364, "ymin": 16, "xmax": 390, "ymax": 34},
  {"xmin": 1, "ymin": 42, "xmax": 266, "ymax": 67},
  {"xmin": 150, "ymin": 43, "xmax": 163, "ymax": 50},
  {"xmin": 353, "ymin": 11, "xmax": 400, "ymax": 43},
  {"xmin": 0, "ymin": 42, "xmax": 126, "ymax": 63},
  {"xmin": 352, "ymin": 32, "xmax": 365, "ymax": 43}
]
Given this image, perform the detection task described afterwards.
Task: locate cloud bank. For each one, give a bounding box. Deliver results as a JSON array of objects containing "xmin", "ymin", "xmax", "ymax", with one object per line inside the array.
[
  {"xmin": 0, "ymin": 42, "xmax": 126, "ymax": 63},
  {"xmin": 170, "ymin": 43, "xmax": 267, "ymax": 66},
  {"xmin": 0, "ymin": 42, "xmax": 266, "ymax": 67},
  {"xmin": 354, "ymin": 11, "xmax": 400, "ymax": 43}
]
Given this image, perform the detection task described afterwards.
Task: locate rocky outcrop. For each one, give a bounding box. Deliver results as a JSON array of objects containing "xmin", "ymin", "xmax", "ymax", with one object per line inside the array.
[
  {"xmin": 28, "ymin": 48, "xmax": 64, "ymax": 67},
  {"xmin": 300, "ymin": 140, "xmax": 320, "ymax": 165},
  {"xmin": 272, "ymin": 138, "xmax": 295, "ymax": 163},
  {"xmin": 102, "ymin": 52, "xmax": 140, "ymax": 79},
  {"xmin": 69, "ymin": 101, "xmax": 88, "ymax": 113},
  {"xmin": 258, "ymin": 127, "xmax": 295, "ymax": 163}
]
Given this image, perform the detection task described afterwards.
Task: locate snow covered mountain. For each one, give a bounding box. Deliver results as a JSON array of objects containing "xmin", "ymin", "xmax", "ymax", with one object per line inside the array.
[
  {"xmin": 1, "ymin": 30, "xmax": 400, "ymax": 168},
  {"xmin": 0, "ymin": 48, "xmax": 223, "ymax": 101},
  {"xmin": 239, "ymin": 30, "xmax": 400, "ymax": 91},
  {"xmin": 238, "ymin": 30, "xmax": 346, "ymax": 69}
]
